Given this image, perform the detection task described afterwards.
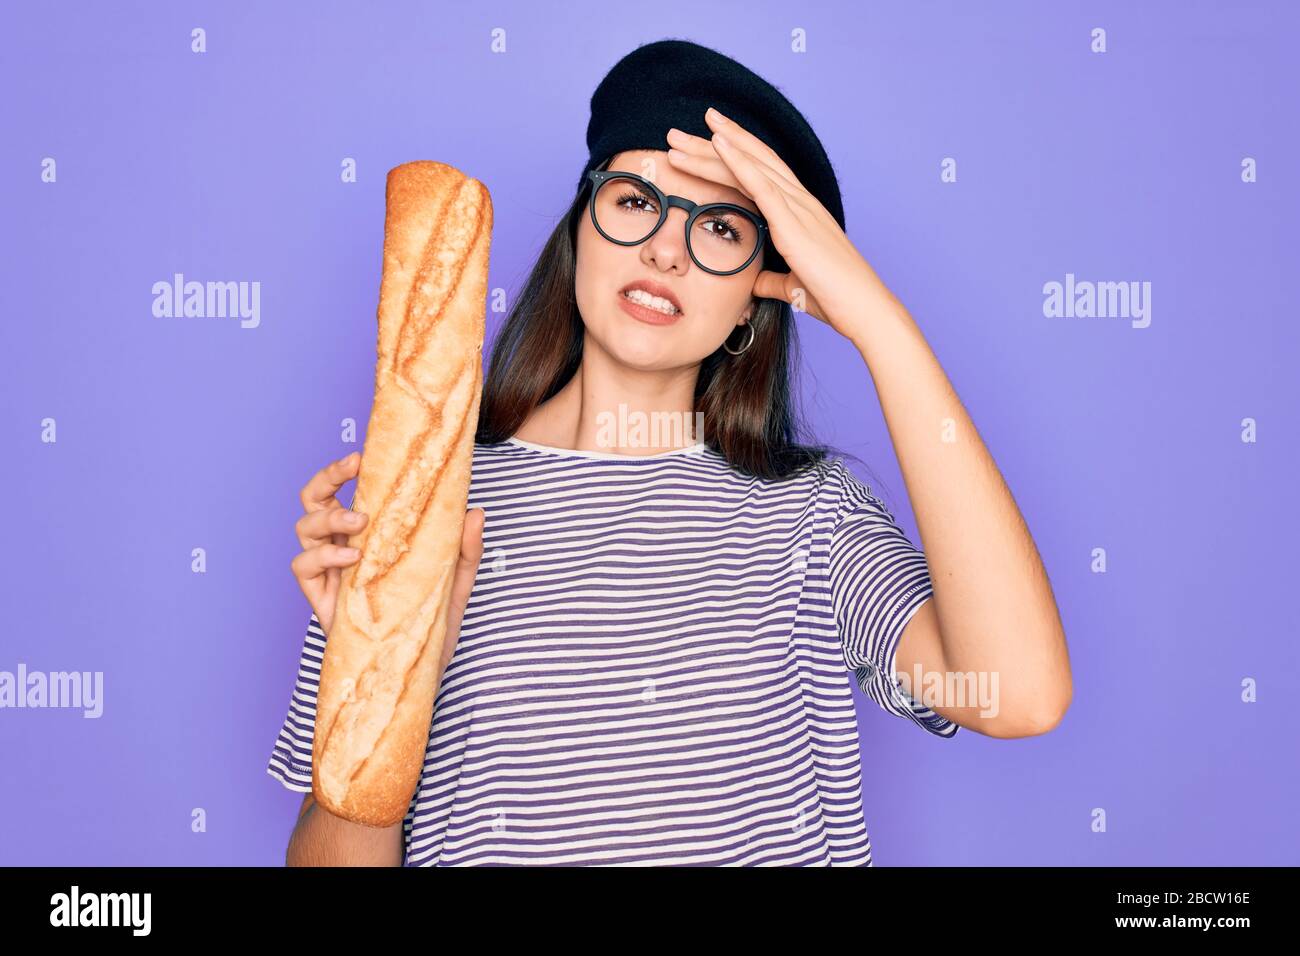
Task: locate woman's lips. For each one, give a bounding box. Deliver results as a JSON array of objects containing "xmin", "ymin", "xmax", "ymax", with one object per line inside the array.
[{"xmin": 618, "ymin": 290, "xmax": 682, "ymax": 326}]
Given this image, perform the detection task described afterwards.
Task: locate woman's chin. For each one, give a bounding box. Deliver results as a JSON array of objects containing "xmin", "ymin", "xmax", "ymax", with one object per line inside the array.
[
  {"xmin": 586, "ymin": 315, "xmax": 711, "ymax": 370},
  {"xmin": 614, "ymin": 346, "xmax": 678, "ymax": 371},
  {"xmin": 609, "ymin": 335, "xmax": 690, "ymax": 371}
]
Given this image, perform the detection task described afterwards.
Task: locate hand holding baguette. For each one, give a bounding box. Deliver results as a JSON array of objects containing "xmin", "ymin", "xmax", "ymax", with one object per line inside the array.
[
  {"xmin": 290, "ymin": 452, "xmax": 485, "ymax": 642},
  {"xmin": 287, "ymin": 466, "xmax": 484, "ymax": 865}
]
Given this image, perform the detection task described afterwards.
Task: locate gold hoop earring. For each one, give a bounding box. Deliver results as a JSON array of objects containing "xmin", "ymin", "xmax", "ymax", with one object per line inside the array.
[{"xmin": 723, "ymin": 320, "xmax": 755, "ymax": 356}]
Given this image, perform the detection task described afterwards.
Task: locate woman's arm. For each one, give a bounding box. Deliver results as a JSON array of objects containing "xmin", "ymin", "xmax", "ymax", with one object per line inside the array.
[
  {"xmin": 285, "ymin": 791, "xmax": 404, "ymax": 866},
  {"xmin": 842, "ymin": 275, "xmax": 1072, "ymax": 739},
  {"xmin": 669, "ymin": 109, "xmax": 1072, "ymax": 738}
]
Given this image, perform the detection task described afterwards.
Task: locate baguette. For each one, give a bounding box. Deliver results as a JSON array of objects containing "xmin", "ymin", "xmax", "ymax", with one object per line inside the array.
[{"xmin": 311, "ymin": 160, "xmax": 492, "ymax": 828}]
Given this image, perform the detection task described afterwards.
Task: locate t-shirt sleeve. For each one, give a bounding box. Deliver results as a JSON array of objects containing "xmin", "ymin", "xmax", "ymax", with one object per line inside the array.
[
  {"xmin": 827, "ymin": 463, "xmax": 959, "ymax": 738},
  {"xmin": 265, "ymin": 612, "xmax": 328, "ymax": 792}
]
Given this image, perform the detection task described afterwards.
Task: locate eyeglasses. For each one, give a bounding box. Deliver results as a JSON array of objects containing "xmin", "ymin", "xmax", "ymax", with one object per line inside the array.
[{"xmin": 584, "ymin": 169, "xmax": 769, "ymax": 276}]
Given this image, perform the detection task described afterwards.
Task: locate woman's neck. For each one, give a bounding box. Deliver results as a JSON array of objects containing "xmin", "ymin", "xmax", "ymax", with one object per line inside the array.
[{"xmin": 512, "ymin": 341, "xmax": 703, "ymax": 455}]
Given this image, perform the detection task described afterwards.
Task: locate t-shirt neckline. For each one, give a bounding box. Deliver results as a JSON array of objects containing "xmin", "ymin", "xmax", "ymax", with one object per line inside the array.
[{"xmin": 504, "ymin": 436, "xmax": 707, "ymax": 461}]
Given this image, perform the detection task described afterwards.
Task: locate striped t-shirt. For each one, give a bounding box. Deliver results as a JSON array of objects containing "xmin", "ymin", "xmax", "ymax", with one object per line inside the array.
[{"xmin": 267, "ymin": 436, "xmax": 958, "ymax": 866}]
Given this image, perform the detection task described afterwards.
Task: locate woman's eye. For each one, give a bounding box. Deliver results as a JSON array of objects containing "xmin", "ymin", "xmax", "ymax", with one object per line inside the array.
[
  {"xmin": 615, "ymin": 190, "xmax": 657, "ymax": 214},
  {"xmin": 700, "ymin": 218, "xmax": 743, "ymax": 242}
]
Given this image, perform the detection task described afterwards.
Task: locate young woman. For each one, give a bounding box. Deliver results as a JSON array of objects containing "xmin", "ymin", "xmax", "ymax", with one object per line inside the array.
[{"xmin": 270, "ymin": 39, "xmax": 1071, "ymax": 867}]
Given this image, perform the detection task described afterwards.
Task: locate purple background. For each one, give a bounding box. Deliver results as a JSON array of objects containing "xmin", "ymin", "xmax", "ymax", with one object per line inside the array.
[{"xmin": 2, "ymin": 1, "xmax": 1296, "ymax": 865}]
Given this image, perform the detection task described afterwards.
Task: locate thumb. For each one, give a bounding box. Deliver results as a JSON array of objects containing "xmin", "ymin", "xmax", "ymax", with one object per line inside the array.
[
  {"xmin": 437, "ymin": 508, "xmax": 486, "ymax": 676},
  {"xmin": 450, "ymin": 508, "xmax": 486, "ymax": 610},
  {"xmin": 752, "ymin": 269, "xmax": 792, "ymax": 303}
]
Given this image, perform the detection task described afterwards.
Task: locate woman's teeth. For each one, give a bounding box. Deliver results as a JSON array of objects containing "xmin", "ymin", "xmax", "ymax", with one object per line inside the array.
[{"xmin": 623, "ymin": 289, "xmax": 680, "ymax": 315}]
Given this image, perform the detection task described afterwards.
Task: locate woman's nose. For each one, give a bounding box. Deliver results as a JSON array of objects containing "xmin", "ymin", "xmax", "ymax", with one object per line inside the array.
[{"xmin": 642, "ymin": 208, "xmax": 691, "ymax": 272}]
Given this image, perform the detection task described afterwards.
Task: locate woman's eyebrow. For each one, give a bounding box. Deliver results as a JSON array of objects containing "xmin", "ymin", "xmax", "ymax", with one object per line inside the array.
[{"xmin": 609, "ymin": 168, "xmax": 758, "ymax": 214}]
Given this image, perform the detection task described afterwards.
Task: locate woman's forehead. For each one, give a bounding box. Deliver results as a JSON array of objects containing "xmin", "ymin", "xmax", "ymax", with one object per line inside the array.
[{"xmin": 608, "ymin": 149, "xmax": 760, "ymax": 215}]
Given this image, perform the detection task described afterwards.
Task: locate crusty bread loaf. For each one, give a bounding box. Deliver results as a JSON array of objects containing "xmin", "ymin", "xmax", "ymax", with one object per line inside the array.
[{"xmin": 311, "ymin": 160, "xmax": 492, "ymax": 827}]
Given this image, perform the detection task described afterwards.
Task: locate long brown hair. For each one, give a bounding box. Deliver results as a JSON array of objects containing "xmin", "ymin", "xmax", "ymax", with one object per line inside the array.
[{"xmin": 475, "ymin": 156, "xmax": 865, "ymax": 483}]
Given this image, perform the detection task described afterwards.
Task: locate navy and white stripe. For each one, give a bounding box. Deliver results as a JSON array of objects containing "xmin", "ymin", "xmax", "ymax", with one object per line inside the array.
[{"xmin": 267, "ymin": 437, "xmax": 957, "ymax": 866}]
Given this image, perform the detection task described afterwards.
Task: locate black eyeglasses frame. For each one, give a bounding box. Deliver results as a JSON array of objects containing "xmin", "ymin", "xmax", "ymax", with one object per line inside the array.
[{"xmin": 583, "ymin": 168, "xmax": 769, "ymax": 276}]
